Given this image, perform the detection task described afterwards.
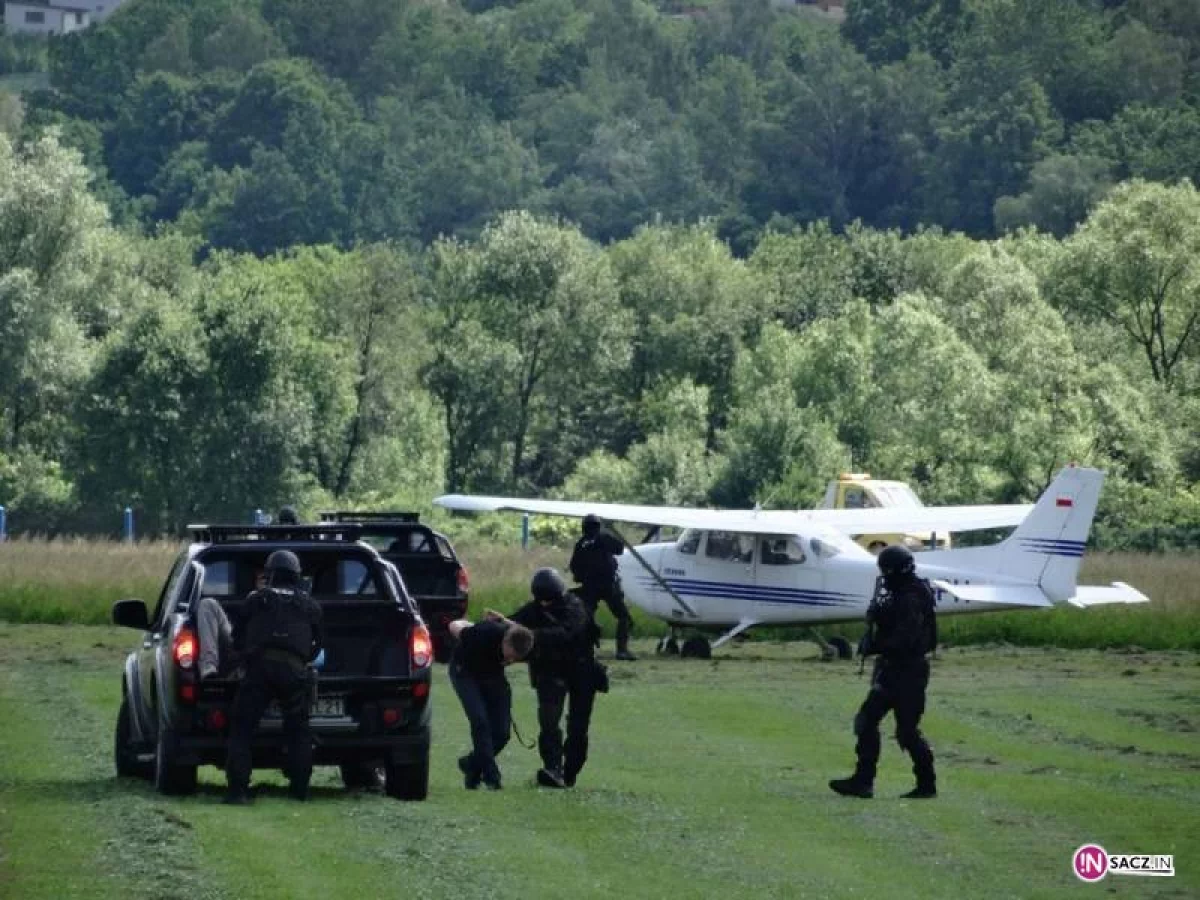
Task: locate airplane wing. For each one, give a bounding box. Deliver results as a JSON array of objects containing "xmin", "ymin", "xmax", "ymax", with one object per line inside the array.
[{"xmin": 433, "ymin": 495, "xmax": 1032, "ymax": 536}]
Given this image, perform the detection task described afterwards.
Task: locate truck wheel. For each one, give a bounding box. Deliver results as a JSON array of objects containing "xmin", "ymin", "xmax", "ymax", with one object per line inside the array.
[
  {"xmin": 384, "ymin": 755, "xmax": 429, "ymax": 801},
  {"xmin": 827, "ymin": 636, "xmax": 853, "ymax": 660},
  {"xmin": 115, "ymin": 697, "xmax": 152, "ymax": 780},
  {"xmin": 153, "ymin": 723, "xmax": 198, "ymax": 795},
  {"xmin": 340, "ymin": 762, "xmax": 384, "ymax": 791}
]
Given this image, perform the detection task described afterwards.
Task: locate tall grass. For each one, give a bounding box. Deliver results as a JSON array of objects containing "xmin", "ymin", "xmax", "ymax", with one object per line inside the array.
[{"xmin": 2, "ymin": 540, "xmax": 1197, "ymax": 649}]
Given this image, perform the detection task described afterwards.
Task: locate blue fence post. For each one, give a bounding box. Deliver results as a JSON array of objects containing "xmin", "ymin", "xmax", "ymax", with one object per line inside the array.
[
  {"xmin": 123, "ymin": 507, "xmax": 134, "ymax": 543},
  {"xmin": 0, "ymin": 505, "xmax": 6, "ymax": 542},
  {"xmin": 521, "ymin": 513, "xmax": 530, "ymax": 550}
]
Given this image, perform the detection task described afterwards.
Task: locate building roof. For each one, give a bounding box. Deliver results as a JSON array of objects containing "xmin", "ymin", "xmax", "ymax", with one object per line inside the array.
[{"xmin": 5, "ymin": 0, "xmax": 93, "ymax": 12}]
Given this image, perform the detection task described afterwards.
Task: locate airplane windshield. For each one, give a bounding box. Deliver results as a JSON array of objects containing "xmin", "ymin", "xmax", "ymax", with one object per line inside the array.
[
  {"xmin": 677, "ymin": 529, "xmax": 701, "ymax": 555},
  {"xmin": 869, "ymin": 484, "xmax": 924, "ymax": 508},
  {"xmin": 808, "ymin": 537, "xmax": 841, "ymax": 560}
]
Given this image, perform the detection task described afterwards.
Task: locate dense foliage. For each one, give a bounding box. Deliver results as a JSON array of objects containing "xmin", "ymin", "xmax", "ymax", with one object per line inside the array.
[
  {"xmin": 0, "ymin": 0, "xmax": 1197, "ymax": 546},
  {"xmin": 10, "ymin": 0, "xmax": 1200, "ymax": 251}
]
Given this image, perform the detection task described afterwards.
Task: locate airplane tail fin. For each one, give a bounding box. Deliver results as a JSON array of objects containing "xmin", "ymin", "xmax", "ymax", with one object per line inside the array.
[
  {"xmin": 920, "ymin": 467, "xmax": 1112, "ymax": 604},
  {"xmin": 1001, "ymin": 466, "xmax": 1103, "ymax": 603}
]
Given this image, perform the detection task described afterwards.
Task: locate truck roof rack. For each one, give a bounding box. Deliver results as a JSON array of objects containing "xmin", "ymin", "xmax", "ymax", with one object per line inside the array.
[
  {"xmin": 186, "ymin": 524, "xmax": 364, "ymax": 544},
  {"xmin": 319, "ymin": 511, "xmax": 421, "ymax": 524}
]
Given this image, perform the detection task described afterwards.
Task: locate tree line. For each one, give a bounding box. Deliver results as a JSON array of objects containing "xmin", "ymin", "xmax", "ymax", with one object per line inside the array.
[
  {"xmin": 1, "ymin": 0, "xmax": 1196, "ymax": 256},
  {"xmin": 1, "ymin": 131, "xmax": 1197, "ymax": 547}
]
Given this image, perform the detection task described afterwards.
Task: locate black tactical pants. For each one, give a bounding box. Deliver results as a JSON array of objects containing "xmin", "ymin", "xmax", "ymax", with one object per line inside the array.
[
  {"xmin": 579, "ymin": 582, "xmax": 633, "ymax": 648},
  {"xmin": 536, "ymin": 668, "xmax": 597, "ymax": 781},
  {"xmin": 853, "ymin": 657, "xmax": 936, "ymax": 788},
  {"xmin": 449, "ymin": 663, "xmax": 511, "ymax": 785},
  {"xmin": 226, "ymin": 656, "xmax": 312, "ymax": 795}
]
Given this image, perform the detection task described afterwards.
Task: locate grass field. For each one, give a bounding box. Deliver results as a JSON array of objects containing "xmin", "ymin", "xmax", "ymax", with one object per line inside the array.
[
  {"xmin": 0, "ymin": 624, "xmax": 1195, "ymax": 899},
  {"xmin": 1, "ymin": 539, "xmax": 1198, "ymax": 649}
]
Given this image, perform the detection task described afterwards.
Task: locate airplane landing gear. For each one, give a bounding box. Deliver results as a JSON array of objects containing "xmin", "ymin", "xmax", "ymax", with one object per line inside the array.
[
  {"xmin": 680, "ymin": 636, "xmax": 712, "ymax": 659},
  {"xmin": 827, "ymin": 635, "xmax": 853, "ymax": 660},
  {"xmin": 656, "ymin": 634, "xmax": 680, "ymax": 655},
  {"xmin": 810, "ymin": 630, "xmax": 854, "ymax": 661}
]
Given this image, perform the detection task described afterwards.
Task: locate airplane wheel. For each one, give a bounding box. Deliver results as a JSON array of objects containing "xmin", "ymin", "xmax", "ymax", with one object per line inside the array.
[
  {"xmin": 680, "ymin": 637, "xmax": 711, "ymax": 660},
  {"xmin": 656, "ymin": 636, "xmax": 680, "ymax": 655},
  {"xmin": 827, "ymin": 636, "xmax": 853, "ymax": 660}
]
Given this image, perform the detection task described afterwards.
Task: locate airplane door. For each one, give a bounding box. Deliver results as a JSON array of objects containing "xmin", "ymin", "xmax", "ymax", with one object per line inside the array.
[
  {"xmin": 669, "ymin": 530, "xmax": 756, "ymax": 625},
  {"xmin": 754, "ymin": 535, "xmax": 826, "ymax": 624}
]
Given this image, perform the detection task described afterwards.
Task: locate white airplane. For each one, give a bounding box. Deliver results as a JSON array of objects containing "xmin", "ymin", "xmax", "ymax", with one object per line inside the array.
[{"xmin": 435, "ymin": 467, "xmax": 1149, "ymax": 657}]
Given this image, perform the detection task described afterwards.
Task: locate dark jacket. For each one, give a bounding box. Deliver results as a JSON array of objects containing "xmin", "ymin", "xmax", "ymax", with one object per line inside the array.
[
  {"xmin": 862, "ymin": 575, "xmax": 937, "ymax": 661},
  {"xmin": 510, "ymin": 593, "xmax": 593, "ymax": 677},
  {"xmin": 238, "ymin": 586, "xmax": 324, "ymax": 664},
  {"xmin": 569, "ymin": 533, "xmax": 623, "ymax": 588},
  {"xmin": 453, "ymin": 620, "xmax": 508, "ymax": 679}
]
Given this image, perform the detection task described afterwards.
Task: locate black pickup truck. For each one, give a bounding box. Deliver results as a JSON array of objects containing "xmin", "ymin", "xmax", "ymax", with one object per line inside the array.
[
  {"xmin": 111, "ymin": 524, "xmax": 433, "ymax": 799},
  {"xmin": 319, "ymin": 512, "xmax": 469, "ymax": 663}
]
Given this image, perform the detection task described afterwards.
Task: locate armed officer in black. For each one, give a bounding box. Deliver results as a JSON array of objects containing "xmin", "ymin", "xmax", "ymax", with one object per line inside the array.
[
  {"xmin": 494, "ymin": 568, "xmax": 599, "ymax": 789},
  {"xmin": 570, "ymin": 513, "xmax": 636, "ymax": 660},
  {"xmin": 224, "ymin": 550, "xmax": 323, "ymax": 804},
  {"xmin": 830, "ymin": 545, "xmax": 938, "ymax": 799}
]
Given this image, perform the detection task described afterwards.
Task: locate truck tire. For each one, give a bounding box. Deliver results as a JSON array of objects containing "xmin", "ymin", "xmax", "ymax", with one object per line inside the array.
[
  {"xmin": 340, "ymin": 762, "xmax": 384, "ymax": 791},
  {"xmin": 384, "ymin": 755, "xmax": 429, "ymax": 801},
  {"xmin": 153, "ymin": 722, "xmax": 198, "ymax": 795},
  {"xmin": 115, "ymin": 697, "xmax": 152, "ymax": 780}
]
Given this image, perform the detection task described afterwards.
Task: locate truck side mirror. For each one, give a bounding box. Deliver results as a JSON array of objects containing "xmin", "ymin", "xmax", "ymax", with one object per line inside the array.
[{"xmin": 112, "ymin": 598, "xmax": 150, "ymax": 631}]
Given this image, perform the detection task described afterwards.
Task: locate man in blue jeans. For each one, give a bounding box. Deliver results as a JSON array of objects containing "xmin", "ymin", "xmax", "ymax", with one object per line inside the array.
[{"xmin": 448, "ymin": 616, "xmax": 534, "ymax": 790}]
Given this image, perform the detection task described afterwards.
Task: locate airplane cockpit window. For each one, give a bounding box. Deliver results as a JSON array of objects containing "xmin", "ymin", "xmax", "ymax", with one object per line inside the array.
[
  {"xmin": 808, "ymin": 537, "xmax": 841, "ymax": 560},
  {"xmin": 761, "ymin": 537, "xmax": 805, "ymax": 566},
  {"xmin": 677, "ymin": 529, "xmax": 701, "ymax": 555},
  {"xmin": 705, "ymin": 531, "xmax": 754, "ymax": 564}
]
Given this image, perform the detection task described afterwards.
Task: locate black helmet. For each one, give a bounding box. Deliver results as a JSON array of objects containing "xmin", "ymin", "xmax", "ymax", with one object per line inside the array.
[
  {"xmin": 530, "ymin": 567, "xmax": 566, "ymax": 602},
  {"xmin": 277, "ymin": 505, "xmax": 299, "ymax": 525},
  {"xmin": 877, "ymin": 545, "xmax": 915, "ymax": 577},
  {"xmin": 265, "ymin": 550, "xmax": 302, "ymax": 575},
  {"xmin": 582, "ymin": 514, "xmax": 601, "ymax": 536}
]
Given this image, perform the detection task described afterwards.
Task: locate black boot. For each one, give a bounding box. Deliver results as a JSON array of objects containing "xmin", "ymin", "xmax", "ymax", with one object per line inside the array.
[
  {"xmin": 458, "ymin": 755, "xmax": 481, "ymax": 790},
  {"xmin": 828, "ymin": 777, "xmax": 873, "ymax": 798},
  {"xmin": 615, "ymin": 642, "xmax": 637, "ymax": 661},
  {"xmin": 536, "ymin": 767, "xmax": 565, "ymax": 789},
  {"xmin": 900, "ymin": 783, "xmax": 937, "ymax": 799}
]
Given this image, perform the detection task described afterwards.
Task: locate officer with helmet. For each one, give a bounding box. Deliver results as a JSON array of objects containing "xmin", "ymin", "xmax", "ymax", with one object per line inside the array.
[
  {"xmin": 224, "ymin": 550, "xmax": 324, "ymax": 805},
  {"xmin": 570, "ymin": 513, "xmax": 636, "ymax": 660},
  {"xmin": 489, "ymin": 568, "xmax": 601, "ymax": 789},
  {"xmin": 830, "ymin": 544, "xmax": 938, "ymax": 799}
]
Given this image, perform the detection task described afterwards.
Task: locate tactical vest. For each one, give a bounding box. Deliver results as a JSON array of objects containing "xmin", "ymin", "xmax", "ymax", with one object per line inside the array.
[{"xmin": 243, "ymin": 587, "xmax": 314, "ymax": 661}]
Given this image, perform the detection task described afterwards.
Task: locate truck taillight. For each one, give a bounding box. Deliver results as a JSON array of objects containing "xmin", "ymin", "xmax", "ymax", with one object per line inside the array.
[
  {"xmin": 456, "ymin": 566, "xmax": 469, "ymax": 594},
  {"xmin": 411, "ymin": 625, "xmax": 433, "ymax": 669},
  {"xmin": 173, "ymin": 628, "xmax": 197, "ymax": 670}
]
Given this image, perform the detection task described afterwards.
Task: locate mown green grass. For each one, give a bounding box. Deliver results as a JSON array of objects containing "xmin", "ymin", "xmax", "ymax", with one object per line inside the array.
[
  {"xmin": 2, "ymin": 540, "xmax": 1198, "ymax": 649},
  {"xmin": 0, "ymin": 624, "xmax": 1196, "ymax": 899}
]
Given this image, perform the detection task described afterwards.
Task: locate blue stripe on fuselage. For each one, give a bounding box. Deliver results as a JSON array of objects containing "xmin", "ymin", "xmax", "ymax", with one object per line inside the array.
[{"xmin": 633, "ymin": 576, "xmax": 862, "ymax": 608}]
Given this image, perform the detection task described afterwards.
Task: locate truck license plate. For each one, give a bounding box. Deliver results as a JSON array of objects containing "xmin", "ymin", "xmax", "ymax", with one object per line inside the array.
[{"xmin": 265, "ymin": 697, "xmax": 344, "ymax": 718}]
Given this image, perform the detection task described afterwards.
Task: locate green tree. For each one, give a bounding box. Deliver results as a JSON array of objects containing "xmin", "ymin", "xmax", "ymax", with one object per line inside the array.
[{"xmin": 1055, "ymin": 179, "xmax": 1200, "ymax": 389}]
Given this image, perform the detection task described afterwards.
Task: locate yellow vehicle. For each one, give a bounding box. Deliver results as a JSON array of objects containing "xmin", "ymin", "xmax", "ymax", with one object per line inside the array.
[{"xmin": 818, "ymin": 473, "xmax": 951, "ymax": 553}]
